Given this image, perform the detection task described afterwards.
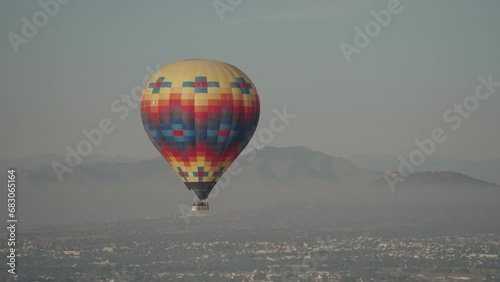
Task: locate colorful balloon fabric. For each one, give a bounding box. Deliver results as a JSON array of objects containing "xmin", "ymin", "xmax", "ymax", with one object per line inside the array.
[{"xmin": 140, "ymin": 59, "xmax": 260, "ymax": 200}]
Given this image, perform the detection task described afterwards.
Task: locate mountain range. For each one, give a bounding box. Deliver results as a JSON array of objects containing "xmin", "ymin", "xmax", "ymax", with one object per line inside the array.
[{"xmin": 2, "ymin": 146, "xmax": 499, "ymax": 226}]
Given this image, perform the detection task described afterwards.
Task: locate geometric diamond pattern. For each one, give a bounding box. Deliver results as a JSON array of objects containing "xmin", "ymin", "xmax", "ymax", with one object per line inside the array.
[{"xmin": 140, "ymin": 59, "xmax": 260, "ymax": 185}]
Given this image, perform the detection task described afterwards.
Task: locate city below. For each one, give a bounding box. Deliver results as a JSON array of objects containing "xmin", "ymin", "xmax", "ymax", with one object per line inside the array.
[{"xmin": 1, "ymin": 206, "xmax": 499, "ymax": 282}]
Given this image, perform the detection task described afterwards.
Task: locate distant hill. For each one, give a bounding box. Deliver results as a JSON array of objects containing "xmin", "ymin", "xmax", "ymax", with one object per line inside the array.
[
  {"xmin": 0, "ymin": 154, "xmax": 137, "ymax": 171},
  {"xmin": 346, "ymin": 154, "xmax": 500, "ymax": 185},
  {"xmin": 365, "ymin": 170, "xmax": 500, "ymax": 207},
  {"xmin": 246, "ymin": 146, "xmax": 379, "ymax": 185},
  {"xmin": 373, "ymin": 170, "xmax": 499, "ymax": 190}
]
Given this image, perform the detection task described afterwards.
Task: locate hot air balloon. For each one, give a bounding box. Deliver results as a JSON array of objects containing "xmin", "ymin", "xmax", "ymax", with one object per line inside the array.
[{"xmin": 140, "ymin": 59, "xmax": 260, "ymax": 211}]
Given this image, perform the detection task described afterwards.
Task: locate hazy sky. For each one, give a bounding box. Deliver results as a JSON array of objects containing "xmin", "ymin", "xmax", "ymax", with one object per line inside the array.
[{"xmin": 1, "ymin": 0, "xmax": 499, "ymax": 161}]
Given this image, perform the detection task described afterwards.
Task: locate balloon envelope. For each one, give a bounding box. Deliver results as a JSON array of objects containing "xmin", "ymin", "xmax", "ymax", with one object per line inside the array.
[{"xmin": 140, "ymin": 59, "xmax": 260, "ymax": 200}]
